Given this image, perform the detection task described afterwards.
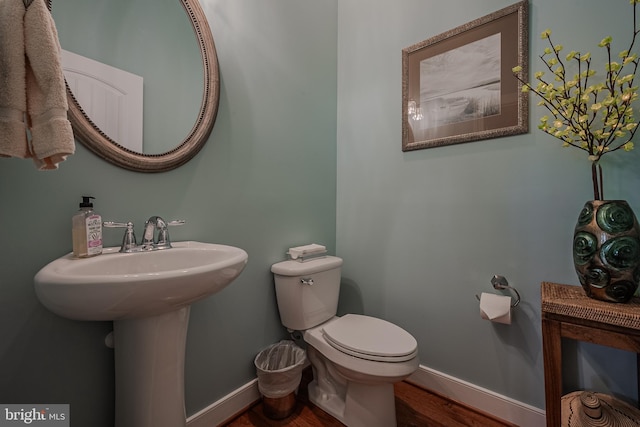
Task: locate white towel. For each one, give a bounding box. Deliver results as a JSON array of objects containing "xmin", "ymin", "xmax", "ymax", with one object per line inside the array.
[
  {"xmin": 0, "ymin": 0, "xmax": 74, "ymax": 169},
  {"xmin": 0, "ymin": 0, "xmax": 29, "ymax": 158},
  {"xmin": 24, "ymin": 0, "xmax": 75, "ymax": 170},
  {"xmin": 288, "ymin": 244, "xmax": 327, "ymax": 260}
]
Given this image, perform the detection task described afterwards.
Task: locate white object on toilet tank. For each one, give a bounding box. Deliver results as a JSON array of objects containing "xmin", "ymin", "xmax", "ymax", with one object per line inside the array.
[
  {"xmin": 271, "ymin": 256, "xmax": 343, "ymax": 331},
  {"xmin": 288, "ymin": 243, "xmax": 327, "ymax": 260}
]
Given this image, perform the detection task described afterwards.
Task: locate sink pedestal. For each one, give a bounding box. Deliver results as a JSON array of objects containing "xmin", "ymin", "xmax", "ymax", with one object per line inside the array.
[{"xmin": 114, "ymin": 307, "xmax": 190, "ymax": 427}]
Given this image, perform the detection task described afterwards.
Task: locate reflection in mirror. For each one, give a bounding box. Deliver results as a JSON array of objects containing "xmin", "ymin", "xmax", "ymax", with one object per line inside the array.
[
  {"xmin": 61, "ymin": 49, "xmax": 145, "ymax": 153},
  {"xmin": 47, "ymin": 0, "xmax": 219, "ymax": 172}
]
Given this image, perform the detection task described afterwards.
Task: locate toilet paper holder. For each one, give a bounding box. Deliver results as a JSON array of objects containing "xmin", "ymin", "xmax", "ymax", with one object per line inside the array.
[{"xmin": 475, "ymin": 275, "xmax": 521, "ymax": 308}]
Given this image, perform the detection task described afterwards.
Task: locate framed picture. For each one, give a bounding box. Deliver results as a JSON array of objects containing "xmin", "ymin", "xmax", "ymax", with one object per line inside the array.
[{"xmin": 402, "ymin": 0, "xmax": 528, "ymax": 151}]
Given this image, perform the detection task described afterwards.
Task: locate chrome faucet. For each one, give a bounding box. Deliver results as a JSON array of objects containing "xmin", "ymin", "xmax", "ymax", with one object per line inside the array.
[
  {"xmin": 104, "ymin": 216, "xmax": 185, "ymax": 252},
  {"xmin": 141, "ymin": 216, "xmax": 185, "ymax": 250}
]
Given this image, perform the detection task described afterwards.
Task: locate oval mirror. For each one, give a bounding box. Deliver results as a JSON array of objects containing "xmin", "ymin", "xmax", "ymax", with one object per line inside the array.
[{"xmin": 47, "ymin": 0, "xmax": 219, "ymax": 172}]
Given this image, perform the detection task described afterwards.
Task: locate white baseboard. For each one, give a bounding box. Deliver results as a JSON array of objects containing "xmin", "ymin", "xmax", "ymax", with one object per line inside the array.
[
  {"xmin": 186, "ymin": 379, "xmax": 260, "ymax": 427},
  {"xmin": 408, "ymin": 365, "xmax": 546, "ymax": 426},
  {"xmin": 186, "ymin": 365, "xmax": 546, "ymax": 427}
]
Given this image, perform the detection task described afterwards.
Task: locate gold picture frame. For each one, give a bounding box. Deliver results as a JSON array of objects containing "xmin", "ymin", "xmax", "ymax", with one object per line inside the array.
[{"xmin": 402, "ymin": 0, "xmax": 528, "ymax": 151}]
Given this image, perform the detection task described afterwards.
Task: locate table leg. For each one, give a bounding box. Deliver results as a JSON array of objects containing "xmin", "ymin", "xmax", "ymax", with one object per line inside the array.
[
  {"xmin": 637, "ymin": 353, "xmax": 640, "ymax": 408},
  {"xmin": 542, "ymin": 317, "xmax": 562, "ymax": 427}
]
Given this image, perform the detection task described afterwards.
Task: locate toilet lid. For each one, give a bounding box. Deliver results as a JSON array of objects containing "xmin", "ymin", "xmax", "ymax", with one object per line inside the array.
[{"xmin": 322, "ymin": 314, "xmax": 418, "ymax": 362}]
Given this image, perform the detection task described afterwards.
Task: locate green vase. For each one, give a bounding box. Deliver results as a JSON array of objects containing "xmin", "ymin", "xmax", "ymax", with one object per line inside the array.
[{"xmin": 573, "ymin": 200, "xmax": 640, "ymax": 303}]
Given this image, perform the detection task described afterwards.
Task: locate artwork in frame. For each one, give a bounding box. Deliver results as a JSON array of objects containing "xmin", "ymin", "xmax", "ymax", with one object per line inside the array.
[{"xmin": 402, "ymin": 0, "xmax": 528, "ymax": 151}]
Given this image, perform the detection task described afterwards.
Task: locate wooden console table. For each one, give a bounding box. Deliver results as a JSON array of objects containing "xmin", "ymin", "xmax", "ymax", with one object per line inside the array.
[{"xmin": 541, "ymin": 281, "xmax": 640, "ymax": 426}]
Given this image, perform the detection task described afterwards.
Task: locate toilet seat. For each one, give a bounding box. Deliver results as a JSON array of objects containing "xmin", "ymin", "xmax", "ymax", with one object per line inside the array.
[{"xmin": 322, "ymin": 314, "xmax": 418, "ymax": 362}]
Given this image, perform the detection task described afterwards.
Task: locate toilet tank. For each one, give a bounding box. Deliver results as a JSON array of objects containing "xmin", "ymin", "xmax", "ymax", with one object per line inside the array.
[{"xmin": 271, "ymin": 256, "xmax": 343, "ymax": 331}]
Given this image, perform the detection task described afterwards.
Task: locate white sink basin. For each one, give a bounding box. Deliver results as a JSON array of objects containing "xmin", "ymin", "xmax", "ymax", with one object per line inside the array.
[
  {"xmin": 34, "ymin": 240, "xmax": 248, "ymax": 427},
  {"xmin": 34, "ymin": 241, "xmax": 248, "ymax": 321}
]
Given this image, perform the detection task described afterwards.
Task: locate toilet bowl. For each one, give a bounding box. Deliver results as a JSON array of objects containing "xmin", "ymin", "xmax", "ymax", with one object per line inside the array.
[
  {"xmin": 271, "ymin": 255, "xmax": 419, "ymax": 427},
  {"xmin": 304, "ymin": 315, "xmax": 419, "ymax": 427}
]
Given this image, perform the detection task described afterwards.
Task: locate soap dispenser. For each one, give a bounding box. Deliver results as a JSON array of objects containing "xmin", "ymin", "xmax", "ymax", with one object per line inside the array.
[{"xmin": 72, "ymin": 196, "xmax": 103, "ymax": 258}]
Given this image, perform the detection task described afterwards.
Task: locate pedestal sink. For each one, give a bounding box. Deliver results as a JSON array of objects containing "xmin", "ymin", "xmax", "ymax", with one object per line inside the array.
[{"xmin": 34, "ymin": 241, "xmax": 248, "ymax": 427}]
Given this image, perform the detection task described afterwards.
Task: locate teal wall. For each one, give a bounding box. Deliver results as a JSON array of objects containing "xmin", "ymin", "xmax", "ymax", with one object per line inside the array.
[
  {"xmin": 0, "ymin": 1, "xmax": 337, "ymax": 425},
  {"xmin": 337, "ymin": 0, "xmax": 640, "ymax": 411},
  {"xmin": 2, "ymin": 1, "xmax": 640, "ymax": 426}
]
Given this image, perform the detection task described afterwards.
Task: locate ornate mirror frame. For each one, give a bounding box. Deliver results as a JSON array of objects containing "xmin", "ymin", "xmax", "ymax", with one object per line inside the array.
[{"xmin": 47, "ymin": 0, "xmax": 220, "ymax": 172}]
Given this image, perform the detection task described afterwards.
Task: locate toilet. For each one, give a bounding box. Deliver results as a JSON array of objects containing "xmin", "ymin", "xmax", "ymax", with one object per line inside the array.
[{"xmin": 271, "ymin": 254, "xmax": 419, "ymax": 427}]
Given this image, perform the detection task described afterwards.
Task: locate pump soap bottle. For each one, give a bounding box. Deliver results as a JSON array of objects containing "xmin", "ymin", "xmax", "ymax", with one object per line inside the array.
[{"xmin": 72, "ymin": 196, "xmax": 103, "ymax": 258}]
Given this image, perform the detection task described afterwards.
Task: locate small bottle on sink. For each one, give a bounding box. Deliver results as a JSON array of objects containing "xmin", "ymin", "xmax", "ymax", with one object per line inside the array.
[{"xmin": 72, "ymin": 196, "xmax": 103, "ymax": 258}]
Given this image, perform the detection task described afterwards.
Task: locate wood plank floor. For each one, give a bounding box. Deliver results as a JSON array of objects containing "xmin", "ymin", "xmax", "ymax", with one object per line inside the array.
[{"xmin": 222, "ymin": 369, "xmax": 517, "ymax": 427}]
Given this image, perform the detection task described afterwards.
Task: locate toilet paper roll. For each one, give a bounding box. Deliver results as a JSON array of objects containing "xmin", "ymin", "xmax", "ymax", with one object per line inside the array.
[{"xmin": 479, "ymin": 292, "xmax": 512, "ymax": 325}]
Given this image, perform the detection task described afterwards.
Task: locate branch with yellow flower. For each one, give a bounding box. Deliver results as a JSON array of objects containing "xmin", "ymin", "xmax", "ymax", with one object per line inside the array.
[{"xmin": 512, "ymin": 0, "xmax": 640, "ymax": 200}]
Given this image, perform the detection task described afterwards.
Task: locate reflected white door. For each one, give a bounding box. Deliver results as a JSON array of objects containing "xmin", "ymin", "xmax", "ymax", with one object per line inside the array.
[{"xmin": 61, "ymin": 49, "xmax": 144, "ymax": 152}]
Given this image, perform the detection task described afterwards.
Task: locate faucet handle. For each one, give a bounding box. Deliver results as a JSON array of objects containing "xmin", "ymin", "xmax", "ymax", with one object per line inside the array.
[
  {"xmin": 104, "ymin": 221, "xmax": 138, "ymax": 252},
  {"xmin": 104, "ymin": 221, "xmax": 130, "ymax": 228},
  {"xmin": 156, "ymin": 219, "xmax": 185, "ymax": 249}
]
